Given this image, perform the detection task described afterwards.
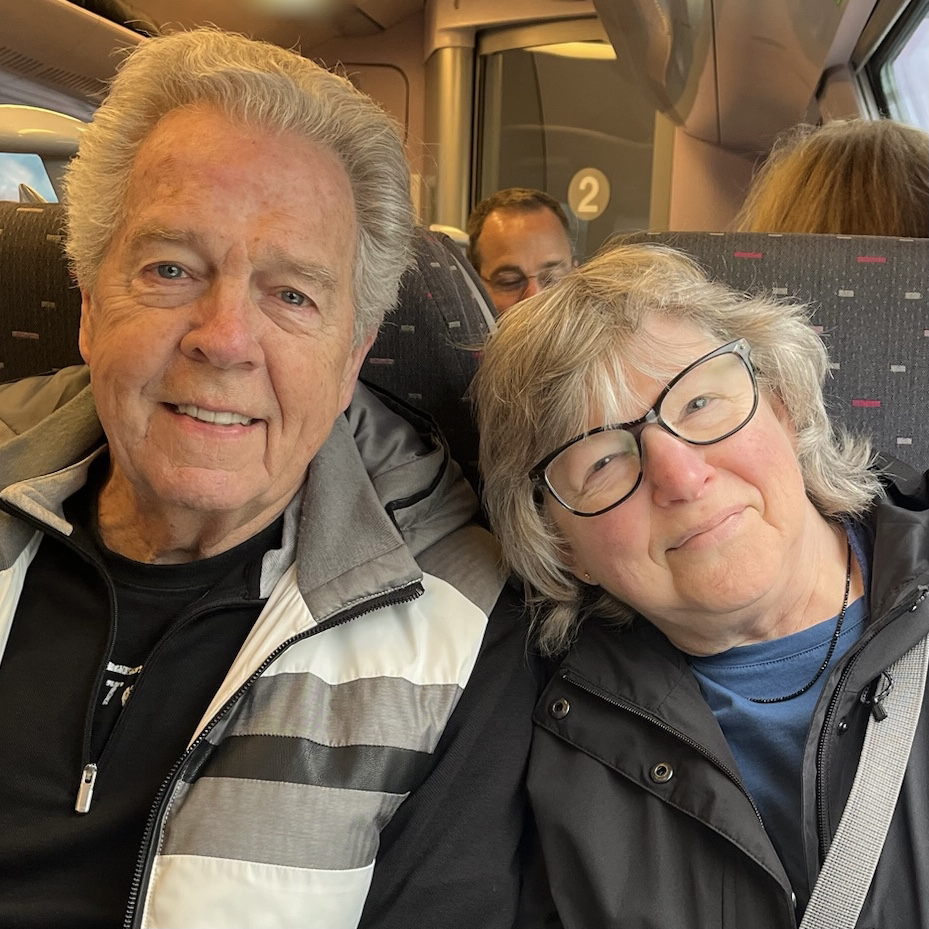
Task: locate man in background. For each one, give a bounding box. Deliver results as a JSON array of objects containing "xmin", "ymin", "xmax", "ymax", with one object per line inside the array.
[{"xmin": 467, "ymin": 187, "xmax": 576, "ymax": 314}]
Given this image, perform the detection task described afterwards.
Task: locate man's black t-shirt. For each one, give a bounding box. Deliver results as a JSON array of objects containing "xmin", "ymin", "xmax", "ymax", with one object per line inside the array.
[{"xmin": 0, "ymin": 462, "xmax": 281, "ymax": 928}]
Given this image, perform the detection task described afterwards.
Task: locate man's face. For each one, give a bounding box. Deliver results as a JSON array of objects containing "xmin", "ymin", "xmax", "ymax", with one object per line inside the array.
[
  {"xmin": 79, "ymin": 105, "xmax": 369, "ymax": 538},
  {"xmin": 475, "ymin": 206, "xmax": 574, "ymax": 313}
]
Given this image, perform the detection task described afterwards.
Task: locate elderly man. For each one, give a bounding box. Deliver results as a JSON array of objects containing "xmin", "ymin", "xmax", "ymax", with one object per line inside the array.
[
  {"xmin": 466, "ymin": 187, "xmax": 577, "ymax": 314},
  {"xmin": 0, "ymin": 28, "xmax": 538, "ymax": 929}
]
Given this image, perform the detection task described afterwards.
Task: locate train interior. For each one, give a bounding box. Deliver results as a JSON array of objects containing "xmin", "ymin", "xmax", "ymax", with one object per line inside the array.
[
  {"xmin": 0, "ymin": 0, "xmax": 926, "ymax": 466},
  {"xmin": 1, "ymin": 0, "xmax": 927, "ymax": 243}
]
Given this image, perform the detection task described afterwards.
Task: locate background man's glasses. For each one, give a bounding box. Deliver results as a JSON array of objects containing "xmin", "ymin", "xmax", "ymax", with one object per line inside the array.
[
  {"xmin": 529, "ymin": 339, "xmax": 758, "ymax": 517},
  {"xmin": 482, "ymin": 260, "xmax": 573, "ymax": 297}
]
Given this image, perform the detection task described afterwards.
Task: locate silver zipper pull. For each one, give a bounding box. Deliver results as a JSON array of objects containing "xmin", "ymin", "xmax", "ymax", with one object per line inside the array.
[{"xmin": 75, "ymin": 763, "xmax": 98, "ymax": 814}]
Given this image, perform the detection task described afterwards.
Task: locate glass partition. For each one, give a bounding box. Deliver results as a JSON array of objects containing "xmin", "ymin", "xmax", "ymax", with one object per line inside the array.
[
  {"xmin": 475, "ymin": 19, "xmax": 657, "ymax": 259},
  {"xmin": 865, "ymin": 0, "xmax": 929, "ymax": 130}
]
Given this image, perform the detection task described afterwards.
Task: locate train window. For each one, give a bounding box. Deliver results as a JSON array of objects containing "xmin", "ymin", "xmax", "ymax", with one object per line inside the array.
[
  {"xmin": 0, "ymin": 104, "xmax": 85, "ymax": 201},
  {"xmin": 474, "ymin": 19, "xmax": 656, "ymax": 259},
  {"xmin": 0, "ymin": 152, "xmax": 57, "ymax": 202},
  {"xmin": 864, "ymin": 0, "xmax": 929, "ymax": 130}
]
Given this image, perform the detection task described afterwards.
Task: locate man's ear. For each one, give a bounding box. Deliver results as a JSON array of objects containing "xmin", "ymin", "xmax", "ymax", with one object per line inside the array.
[
  {"xmin": 78, "ymin": 290, "xmax": 95, "ymax": 365},
  {"xmin": 338, "ymin": 329, "xmax": 378, "ymax": 413}
]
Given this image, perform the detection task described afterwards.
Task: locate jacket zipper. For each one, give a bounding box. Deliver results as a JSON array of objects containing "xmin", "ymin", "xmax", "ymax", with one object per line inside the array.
[
  {"xmin": 27, "ymin": 520, "xmax": 122, "ymax": 816},
  {"xmin": 814, "ymin": 583, "xmax": 929, "ymax": 861},
  {"xmin": 122, "ymin": 580, "xmax": 424, "ymax": 929},
  {"xmin": 559, "ymin": 669, "xmax": 765, "ymax": 824},
  {"xmin": 47, "ymin": 530, "xmax": 259, "ymax": 817},
  {"xmin": 82, "ymin": 592, "xmax": 265, "ymax": 810},
  {"xmin": 0, "ymin": 495, "xmax": 128, "ymax": 817}
]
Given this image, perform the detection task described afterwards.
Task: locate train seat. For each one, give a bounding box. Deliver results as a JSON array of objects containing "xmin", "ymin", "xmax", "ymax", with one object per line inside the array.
[
  {"xmin": 0, "ymin": 201, "xmax": 83, "ymax": 382},
  {"xmin": 0, "ymin": 201, "xmax": 494, "ymax": 489},
  {"xmin": 623, "ymin": 230, "xmax": 929, "ymax": 470},
  {"xmin": 360, "ymin": 227, "xmax": 495, "ymax": 492}
]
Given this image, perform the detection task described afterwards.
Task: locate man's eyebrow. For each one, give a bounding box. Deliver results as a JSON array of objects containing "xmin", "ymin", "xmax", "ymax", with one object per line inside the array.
[
  {"xmin": 263, "ymin": 243, "xmax": 339, "ymax": 294},
  {"xmin": 124, "ymin": 223, "xmax": 200, "ymax": 255},
  {"xmin": 491, "ymin": 260, "xmax": 566, "ymax": 276},
  {"xmin": 123, "ymin": 226, "xmax": 339, "ymax": 293}
]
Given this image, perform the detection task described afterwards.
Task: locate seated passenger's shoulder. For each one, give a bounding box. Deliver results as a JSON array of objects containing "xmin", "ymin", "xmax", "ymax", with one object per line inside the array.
[{"xmin": 0, "ymin": 365, "xmax": 90, "ymax": 442}]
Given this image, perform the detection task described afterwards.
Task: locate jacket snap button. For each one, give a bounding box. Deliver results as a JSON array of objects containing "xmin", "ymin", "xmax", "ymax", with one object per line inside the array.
[
  {"xmin": 650, "ymin": 762, "xmax": 673, "ymax": 783},
  {"xmin": 549, "ymin": 697, "xmax": 570, "ymax": 719},
  {"xmin": 837, "ymin": 718, "xmax": 848, "ymax": 733}
]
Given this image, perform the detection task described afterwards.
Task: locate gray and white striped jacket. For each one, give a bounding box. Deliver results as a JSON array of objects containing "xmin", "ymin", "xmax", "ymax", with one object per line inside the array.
[{"xmin": 0, "ymin": 368, "xmax": 534, "ymax": 929}]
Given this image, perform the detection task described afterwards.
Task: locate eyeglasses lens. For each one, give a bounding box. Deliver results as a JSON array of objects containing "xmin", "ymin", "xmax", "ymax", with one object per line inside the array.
[
  {"xmin": 489, "ymin": 274, "xmax": 529, "ymax": 295},
  {"xmin": 489, "ymin": 262, "xmax": 570, "ymax": 295},
  {"xmin": 545, "ymin": 350, "xmax": 755, "ymax": 515}
]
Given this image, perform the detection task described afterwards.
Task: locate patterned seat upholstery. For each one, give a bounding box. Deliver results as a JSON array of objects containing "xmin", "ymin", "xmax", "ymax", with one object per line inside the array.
[
  {"xmin": 361, "ymin": 227, "xmax": 496, "ymax": 492},
  {"xmin": 623, "ymin": 231, "xmax": 929, "ymax": 469},
  {"xmin": 0, "ymin": 204, "xmax": 495, "ymax": 489},
  {"xmin": 0, "ymin": 201, "xmax": 84, "ymax": 382}
]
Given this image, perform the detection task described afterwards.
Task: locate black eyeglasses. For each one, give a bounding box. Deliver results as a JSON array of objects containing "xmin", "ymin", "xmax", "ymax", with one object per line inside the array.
[
  {"xmin": 481, "ymin": 260, "xmax": 573, "ymax": 298},
  {"xmin": 529, "ymin": 339, "xmax": 758, "ymax": 517}
]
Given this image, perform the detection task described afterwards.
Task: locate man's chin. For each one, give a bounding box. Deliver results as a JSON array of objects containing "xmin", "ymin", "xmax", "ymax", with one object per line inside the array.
[{"xmin": 142, "ymin": 468, "xmax": 272, "ymax": 517}]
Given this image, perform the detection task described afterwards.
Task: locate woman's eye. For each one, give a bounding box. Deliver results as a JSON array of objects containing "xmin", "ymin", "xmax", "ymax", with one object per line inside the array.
[
  {"xmin": 581, "ymin": 455, "xmax": 619, "ymax": 488},
  {"xmin": 683, "ymin": 394, "xmax": 711, "ymax": 415},
  {"xmin": 155, "ymin": 263, "xmax": 185, "ymax": 280}
]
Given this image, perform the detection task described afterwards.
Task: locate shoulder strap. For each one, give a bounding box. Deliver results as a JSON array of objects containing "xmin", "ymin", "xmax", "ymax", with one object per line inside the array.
[{"xmin": 800, "ymin": 631, "xmax": 929, "ymax": 929}]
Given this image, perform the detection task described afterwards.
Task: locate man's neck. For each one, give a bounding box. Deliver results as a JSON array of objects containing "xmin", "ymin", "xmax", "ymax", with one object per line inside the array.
[{"xmin": 96, "ymin": 475, "xmax": 293, "ymax": 564}]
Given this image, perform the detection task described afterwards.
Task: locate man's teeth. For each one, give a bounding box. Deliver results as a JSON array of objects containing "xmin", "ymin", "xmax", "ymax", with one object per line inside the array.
[{"xmin": 175, "ymin": 404, "xmax": 254, "ymax": 426}]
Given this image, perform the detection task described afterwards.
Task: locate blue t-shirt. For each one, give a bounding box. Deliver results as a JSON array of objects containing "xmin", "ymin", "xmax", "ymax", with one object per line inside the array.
[{"xmin": 687, "ymin": 524, "xmax": 871, "ymax": 915}]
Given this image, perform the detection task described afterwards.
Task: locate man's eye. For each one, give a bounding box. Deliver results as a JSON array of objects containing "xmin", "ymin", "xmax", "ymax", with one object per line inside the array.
[
  {"xmin": 279, "ymin": 289, "xmax": 307, "ymax": 307},
  {"xmin": 492, "ymin": 276, "xmax": 526, "ymax": 292},
  {"xmin": 155, "ymin": 263, "xmax": 185, "ymax": 280}
]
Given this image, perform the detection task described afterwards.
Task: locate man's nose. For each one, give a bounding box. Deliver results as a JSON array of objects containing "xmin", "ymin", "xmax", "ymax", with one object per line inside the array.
[
  {"xmin": 522, "ymin": 276, "xmax": 543, "ymax": 299},
  {"xmin": 180, "ymin": 283, "xmax": 264, "ymax": 369}
]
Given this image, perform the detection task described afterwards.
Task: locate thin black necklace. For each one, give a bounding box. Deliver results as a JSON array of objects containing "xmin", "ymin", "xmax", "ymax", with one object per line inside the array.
[{"xmin": 749, "ymin": 539, "xmax": 853, "ymax": 704}]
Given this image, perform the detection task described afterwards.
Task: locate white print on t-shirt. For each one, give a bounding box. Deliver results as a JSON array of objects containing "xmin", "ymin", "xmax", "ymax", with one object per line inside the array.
[{"xmin": 102, "ymin": 661, "xmax": 143, "ymax": 707}]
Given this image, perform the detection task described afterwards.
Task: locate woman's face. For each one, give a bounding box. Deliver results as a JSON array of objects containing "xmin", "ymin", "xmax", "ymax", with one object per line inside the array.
[{"xmin": 546, "ymin": 319, "xmax": 832, "ymax": 656}]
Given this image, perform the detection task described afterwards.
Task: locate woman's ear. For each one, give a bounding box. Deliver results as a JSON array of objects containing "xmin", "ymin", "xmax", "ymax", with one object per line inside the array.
[
  {"xmin": 556, "ymin": 540, "xmax": 597, "ymax": 585},
  {"xmin": 766, "ymin": 390, "xmax": 799, "ymax": 447}
]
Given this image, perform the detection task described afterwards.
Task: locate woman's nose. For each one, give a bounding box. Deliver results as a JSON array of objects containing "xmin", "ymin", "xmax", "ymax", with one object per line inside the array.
[{"xmin": 642, "ymin": 425, "xmax": 714, "ymax": 506}]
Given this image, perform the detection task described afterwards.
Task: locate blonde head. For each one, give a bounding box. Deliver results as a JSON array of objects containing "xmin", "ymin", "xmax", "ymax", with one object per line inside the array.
[
  {"xmin": 735, "ymin": 118, "xmax": 929, "ymax": 237},
  {"xmin": 474, "ymin": 243, "xmax": 881, "ymax": 654}
]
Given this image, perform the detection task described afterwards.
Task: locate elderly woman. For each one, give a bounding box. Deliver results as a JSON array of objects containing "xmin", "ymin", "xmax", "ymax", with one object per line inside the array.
[{"xmin": 474, "ymin": 243, "xmax": 929, "ymax": 928}]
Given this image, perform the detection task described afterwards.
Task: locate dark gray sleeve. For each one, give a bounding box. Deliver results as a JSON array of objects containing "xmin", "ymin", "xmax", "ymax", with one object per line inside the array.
[{"xmin": 358, "ymin": 585, "xmax": 545, "ymax": 929}]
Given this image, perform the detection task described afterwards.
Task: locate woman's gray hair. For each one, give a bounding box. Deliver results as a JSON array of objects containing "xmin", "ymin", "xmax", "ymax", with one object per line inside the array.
[
  {"xmin": 64, "ymin": 26, "xmax": 413, "ymax": 345},
  {"xmin": 474, "ymin": 243, "xmax": 882, "ymax": 655}
]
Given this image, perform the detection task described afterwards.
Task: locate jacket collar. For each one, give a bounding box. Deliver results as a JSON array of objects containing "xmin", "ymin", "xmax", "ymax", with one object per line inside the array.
[
  {"xmin": 0, "ymin": 372, "xmax": 477, "ymax": 620},
  {"xmin": 869, "ymin": 459, "xmax": 929, "ymax": 620},
  {"xmin": 292, "ymin": 383, "xmax": 477, "ymax": 621}
]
